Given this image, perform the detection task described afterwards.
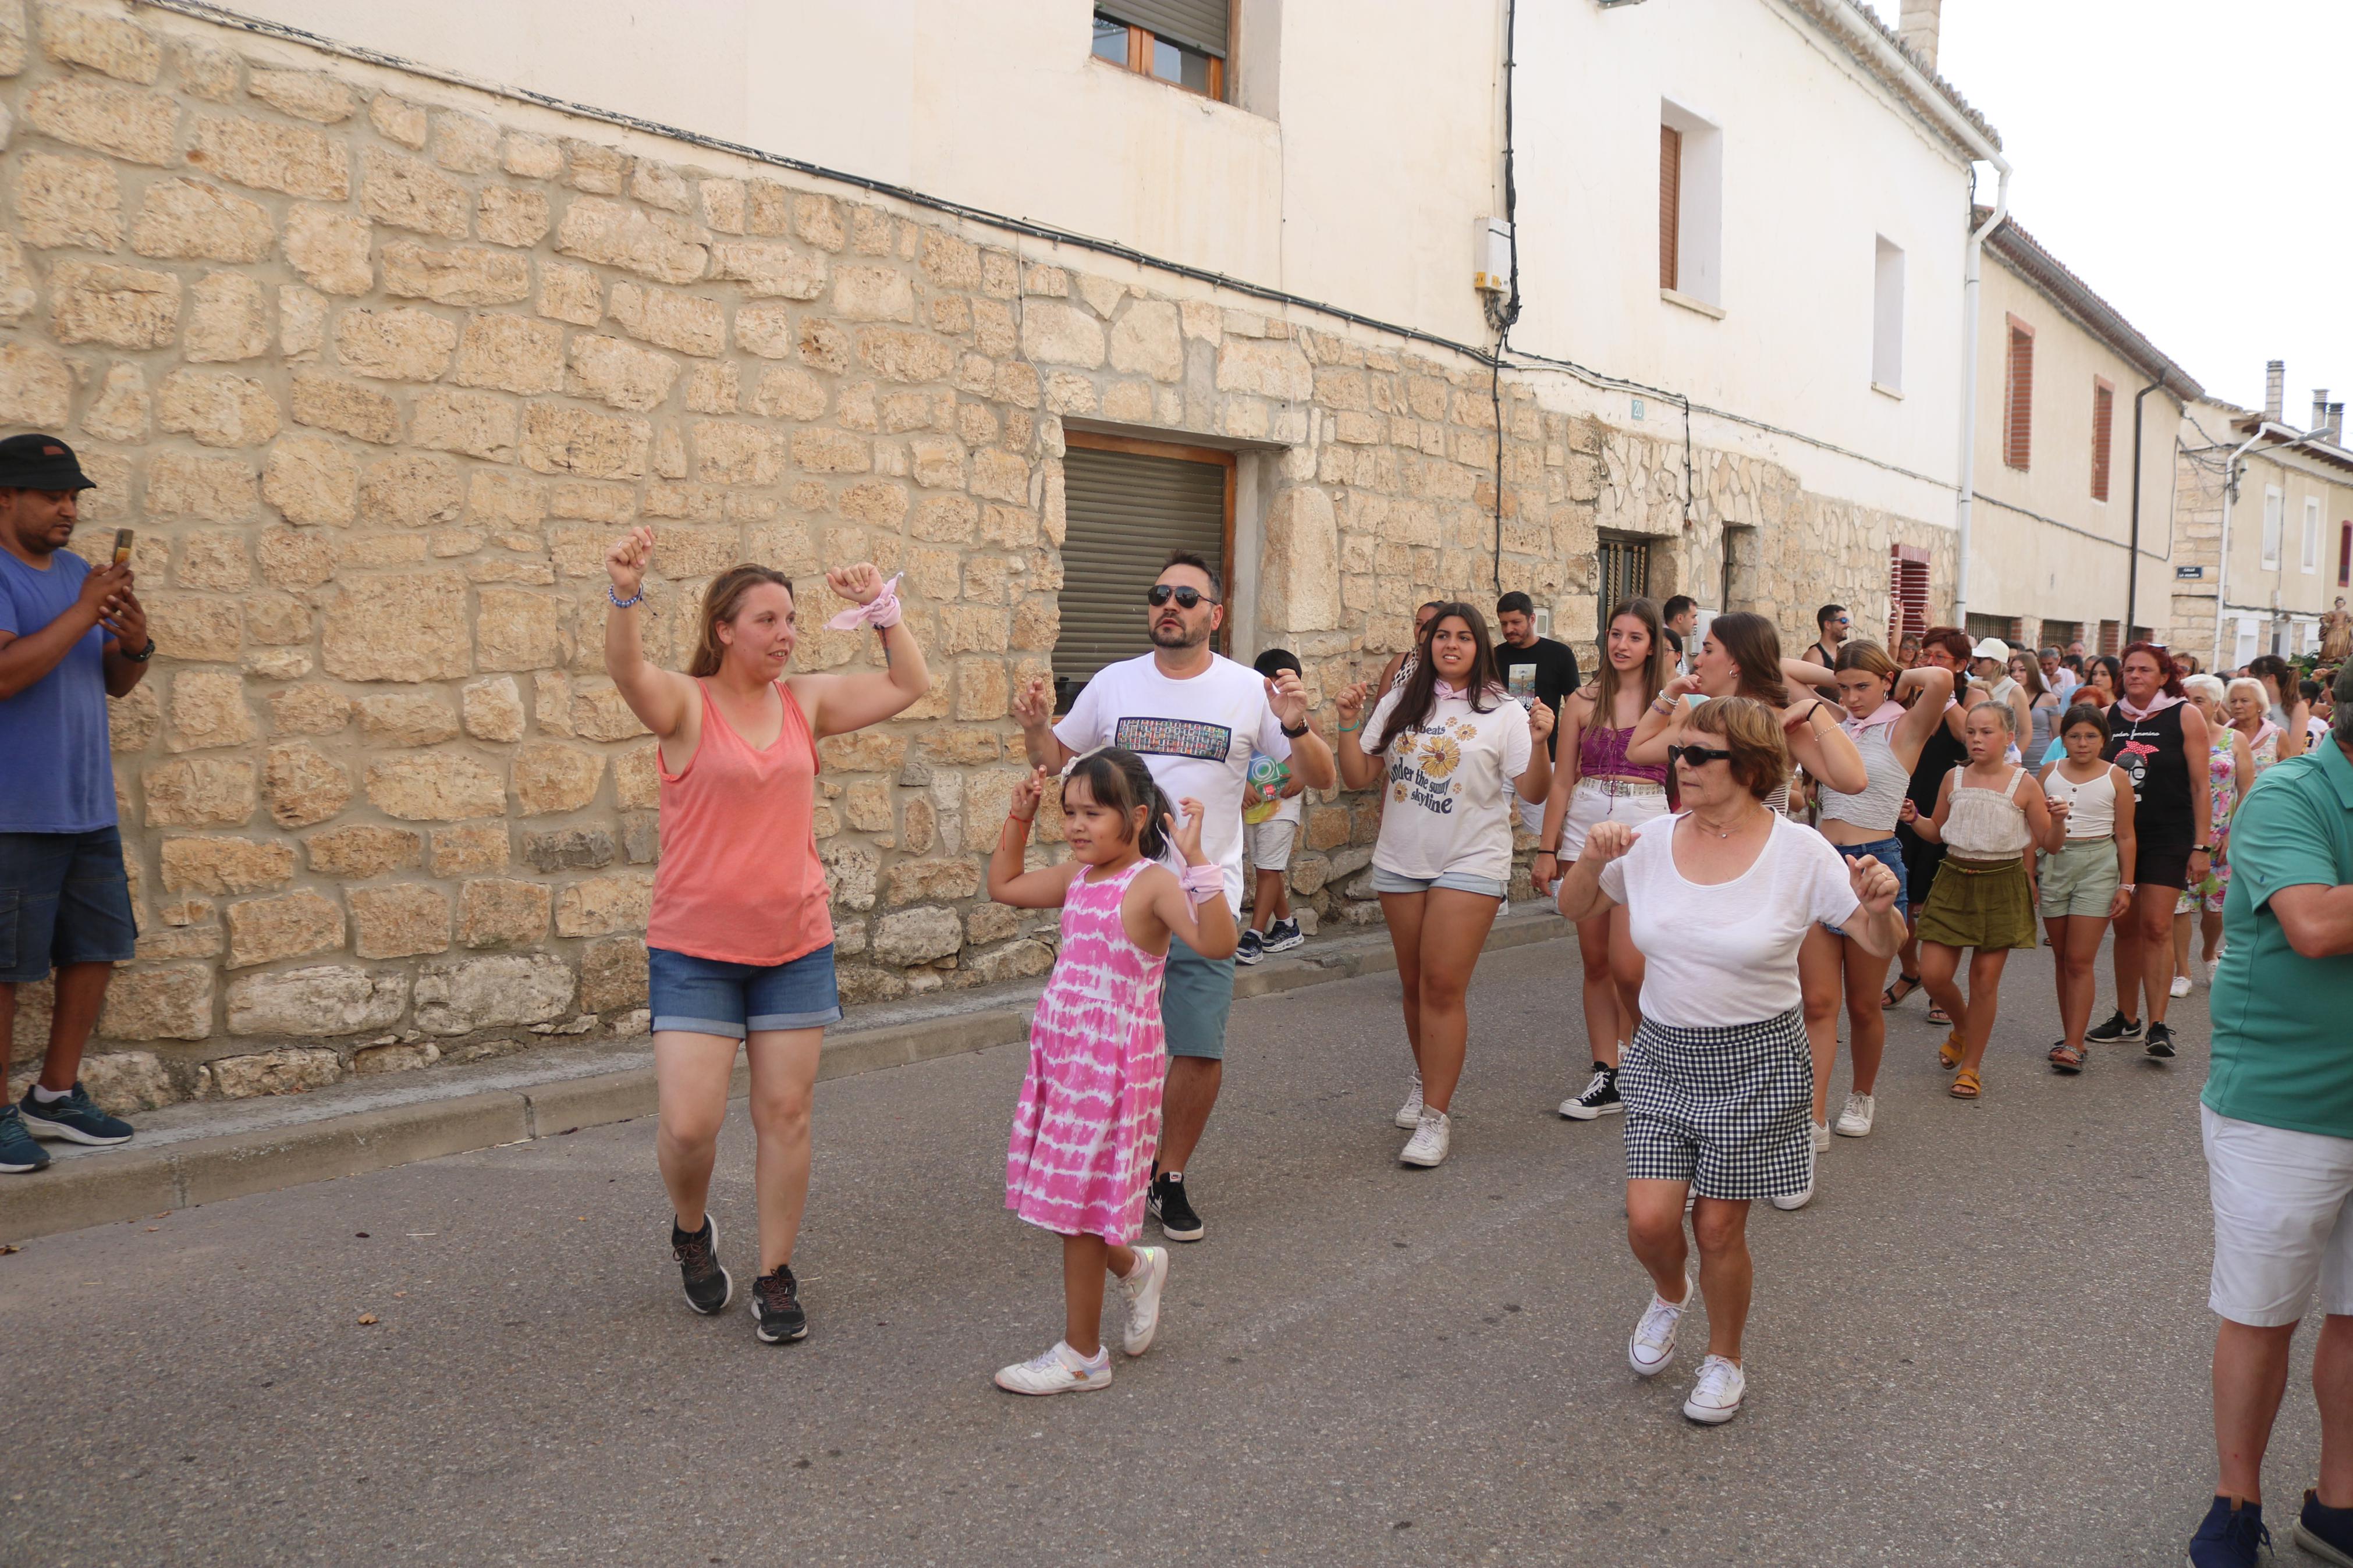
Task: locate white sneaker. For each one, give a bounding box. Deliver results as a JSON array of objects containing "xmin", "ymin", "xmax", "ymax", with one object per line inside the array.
[
  {"xmin": 993, "ymin": 1339, "xmax": 1113, "ymax": 1396},
  {"xmin": 1833, "ymin": 1093, "xmax": 1875, "ymax": 1138},
  {"xmin": 2170, "ymin": 973, "xmax": 2192, "ymax": 998},
  {"xmin": 1811, "ymin": 1119, "xmax": 1832, "ymax": 1153},
  {"xmin": 1769, "ymin": 1182, "xmax": 1813, "ymax": 1211},
  {"xmin": 1682, "ymin": 1354, "xmax": 1746, "ymax": 1424},
  {"xmin": 1118, "ymin": 1246, "xmax": 1168, "ymax": 1356},
  {"xmin": 1394, "ymin": 1071, "xmax": 1424, "ymax": 1130},
  {"xmin": 1400, "ymin": 1108, "xmax": 1451, "ymax": 1167},
  {"xmin": 1628, "ymin": 1277, "xmax": 1692, "ymax": 1376},
  {"xmin": 2206, "ymin": 956, "xmax": 2222, "ymax": 984}
]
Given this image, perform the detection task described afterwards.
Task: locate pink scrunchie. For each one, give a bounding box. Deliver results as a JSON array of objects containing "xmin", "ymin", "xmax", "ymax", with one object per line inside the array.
[
  {"xmin": 1180, "ymin": 863, "xmax": 1225, "ymax": 905},
  {"xmin": 825, "ymin": 573, "xmax": 903, "ymax": 631}
]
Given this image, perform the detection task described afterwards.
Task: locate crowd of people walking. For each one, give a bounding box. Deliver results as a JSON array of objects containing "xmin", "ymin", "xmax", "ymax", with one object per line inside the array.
[{"xmin": 5, "ymin": 432, "xmax": 2351, "ymax": 1560}]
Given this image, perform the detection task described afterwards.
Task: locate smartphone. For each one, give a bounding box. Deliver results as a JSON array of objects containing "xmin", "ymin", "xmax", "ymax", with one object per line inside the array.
[{"xmin": 111, "ymin": 528, "xmax": 134, "ymax": 566}]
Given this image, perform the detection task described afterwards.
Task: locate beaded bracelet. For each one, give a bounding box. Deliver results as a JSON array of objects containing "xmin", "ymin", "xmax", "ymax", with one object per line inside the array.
[{"xmin": 608, "ymin": 585, "xmax": 644, "ymax": 609}]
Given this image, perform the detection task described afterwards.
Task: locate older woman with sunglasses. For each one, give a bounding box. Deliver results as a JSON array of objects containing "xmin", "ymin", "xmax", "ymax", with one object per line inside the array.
[{"xmin": 1560, "ymin": 697, "xmax": 1904, "ymax": 1427}]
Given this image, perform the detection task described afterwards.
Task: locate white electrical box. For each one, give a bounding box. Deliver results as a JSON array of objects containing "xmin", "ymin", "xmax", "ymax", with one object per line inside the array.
[{"xmin": 1474, "ymin": 216, "xmax": 1513, "ymax": 293}]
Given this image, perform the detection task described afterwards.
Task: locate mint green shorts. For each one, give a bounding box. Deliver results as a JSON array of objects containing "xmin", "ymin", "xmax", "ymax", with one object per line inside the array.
[{"xmin": 2038, "ymin": 838, "xmax": 2120, "ymax": 919}]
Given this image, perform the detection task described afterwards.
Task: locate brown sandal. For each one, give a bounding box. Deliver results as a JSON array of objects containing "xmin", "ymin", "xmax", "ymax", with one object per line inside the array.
[
  {"xmin": 1939, "ymin": 1032, "xmax": 1965, "ymax": 1070},
  {"xmin": 2049, "ymin": 1042, "xmax": 2085, "ymax": 1074},
  {"xmin": 1949, "ymin": 1066, "xmax": 1982, "ymax": 1099}
]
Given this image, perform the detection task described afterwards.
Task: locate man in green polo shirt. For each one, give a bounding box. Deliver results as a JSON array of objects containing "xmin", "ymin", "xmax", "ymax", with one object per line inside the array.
[{"xmin": 2190, "ymin": 663, "xmax": 2353, "ymax": 1568}]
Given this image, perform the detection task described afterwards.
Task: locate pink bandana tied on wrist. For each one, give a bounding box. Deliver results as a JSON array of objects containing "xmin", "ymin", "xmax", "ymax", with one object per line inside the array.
[{"xmin": 825, "ymin": 573, "xmax": 903, "ymax": 631}]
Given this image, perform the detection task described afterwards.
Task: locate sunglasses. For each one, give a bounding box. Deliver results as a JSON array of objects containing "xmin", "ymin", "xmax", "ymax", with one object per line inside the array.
[
  {"xmin": 1667, "ymin": 744, "xmax": 1734, "ymax": 769},
  {"xmin": 1147, "ymin": 585, "xmax": 1215, "ymax": 610}
]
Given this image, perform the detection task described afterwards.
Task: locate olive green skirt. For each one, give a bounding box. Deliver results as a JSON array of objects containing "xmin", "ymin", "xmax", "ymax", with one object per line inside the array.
[{"xmin": 1915, "ymin": 855, "xmax": 2038, "ymax": 951}]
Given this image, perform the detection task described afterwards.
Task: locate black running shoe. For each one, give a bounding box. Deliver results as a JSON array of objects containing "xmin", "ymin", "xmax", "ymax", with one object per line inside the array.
[
  {"xmin": 2146, "ymin": 1021, "xmax": 2178, "ymax": 1059},
  {"xmin": 0, "ymin": 1106, "xmax": 49, "ymax": 1175},
  {"xmin": 1233, "ymin": 929, "xmax": 1265, "ymax": 966},
  {"xmin": 671, "ymin": 1215, "xmax": 732, "ymax": 1315},
  {"xmin": 752, "ymin": 1264, "xmax": 809, "ymax": 1343},
  {"xmin": 1262, "ymin": 918, "xmax": 1305, "ymax": 954},
  {"xmin": 1150, "ymin": 1172, "xmax": 1204, "ymax": 1242},
  {"xmin": 17, "ymin": 1081, "xmax": 132, "ymax": 1146},
  {"xmin": 2085, "ymin": 1009, "xmax": 2143, "ymax": 1044}
]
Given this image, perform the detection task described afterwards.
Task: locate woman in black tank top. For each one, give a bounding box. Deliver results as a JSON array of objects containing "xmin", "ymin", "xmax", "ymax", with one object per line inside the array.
[
  {"xmin": 1887, "ymin": 628, "xmax": 1986, "ymax": 1018},
  {"xmin": 2087, "ymin": 645, "xmax": 2213, "ymax": 1059}
]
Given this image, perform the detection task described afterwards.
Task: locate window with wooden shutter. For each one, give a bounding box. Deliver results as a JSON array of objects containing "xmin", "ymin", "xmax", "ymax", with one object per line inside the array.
[
  {"xmin": 1092, "ymin": 4, "xmax": 1226, "ymax": 99},
  {"xmin": 2098, "ymin": 619, "xmax": 2121, "ymax": 656},
  {"xmin": 2339, "ymin": 521, "xmax": 2350, "ymax": 587},
  {"xmin": 1658, "ymin": 125, "xmax": 1681, "ymax": 293},
  {"xmin": 1887, "ymin": 546, "xmax": 1929, "ymax": 647},
  {"xmin": 1053, "ymin": 435, "xmax": 1235, "ymax": 709},
  {"xmin": 2003, "ymin": 317, "xmax": 2033, "ymax": 470},
  {"xmin": 2090, "ymin": 378, "xmax": 2114, "ymax": 501}
]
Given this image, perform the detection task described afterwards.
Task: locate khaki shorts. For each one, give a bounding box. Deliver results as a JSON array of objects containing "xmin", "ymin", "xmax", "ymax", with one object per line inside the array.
[{"xmin": 2037, "ymin": 837, "xmax": 2120, "ymax": 919}]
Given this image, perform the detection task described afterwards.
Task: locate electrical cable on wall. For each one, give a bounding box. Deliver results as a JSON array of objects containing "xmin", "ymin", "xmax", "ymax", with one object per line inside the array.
[{"xmin": 1486, "ymin": 0, "xmax": 1521, "ymax": 593}]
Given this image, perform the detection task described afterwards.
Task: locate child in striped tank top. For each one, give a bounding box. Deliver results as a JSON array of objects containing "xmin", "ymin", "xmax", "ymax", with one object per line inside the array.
[{"xmin": 984, "ymin": 749, "xmax": 1237, "ymax": 1396}]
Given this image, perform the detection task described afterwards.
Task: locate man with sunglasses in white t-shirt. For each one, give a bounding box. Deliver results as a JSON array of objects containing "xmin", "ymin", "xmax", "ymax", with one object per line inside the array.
[{"xmin": 1014, "ymin": 552, "xmax": 1336, "ymax": 1243}]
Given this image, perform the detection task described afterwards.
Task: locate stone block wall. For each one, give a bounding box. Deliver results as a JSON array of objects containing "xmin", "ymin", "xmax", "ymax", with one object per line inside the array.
[{"xmin": 0, "ymin": 2, "xmax": 1953, "ymax": 1106}]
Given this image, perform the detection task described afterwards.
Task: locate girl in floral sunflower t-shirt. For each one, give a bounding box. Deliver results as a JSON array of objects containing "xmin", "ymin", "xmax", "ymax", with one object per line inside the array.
[{"xmin": 1336, "ymin": 602, "xmax": 1552, "ymax": 1168}]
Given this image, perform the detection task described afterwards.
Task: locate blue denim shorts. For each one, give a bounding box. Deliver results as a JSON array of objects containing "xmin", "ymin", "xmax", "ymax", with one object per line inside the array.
[
  {"xmin": 1369, "ymin": 865, "xmax": 1510, "ymax": 899},
  {"xmin": 648, "ymin": 943, "xmax": 843, "ymax": 1039},
  {"xmin": 0, "ymin": 827, "xmax": 137, "ymax": 984},
  {"xmin": 1823, "ymin": 835, "xmax": 1906, "ymax": 936}
]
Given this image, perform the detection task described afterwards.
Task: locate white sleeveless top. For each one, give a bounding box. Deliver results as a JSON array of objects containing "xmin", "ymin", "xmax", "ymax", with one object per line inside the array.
[
  {"xmin": 1943, "ymin": 766, "xmax": 2033, "ymax": 857},
  {"xmin": 2042, "ymin": 765, "xmax": 2117, "ymax": 840},
  {"xmin": 1819, "ymin": 719, "xmax": 1908, "ymax": 833}
]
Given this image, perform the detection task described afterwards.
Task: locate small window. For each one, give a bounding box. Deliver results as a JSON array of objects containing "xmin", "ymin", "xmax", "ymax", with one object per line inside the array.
[
  {"xmin": 2003, "ymin": 316, "xmax": 2033, "ymax": 470},
  {"xmin": 2305, "ymin": 496, "xmax": 2323, "ymax": 574},
  {"xmin": 1658, "ymin": 101, "xmax": 1722, "ymax": 308},
  {"xmin": 1091, "ymin": 5, "xmax": 1226, "ymax": 100},
  {"xmin": 1598, "ymin": 531, "xmax": 1655, "ymax": 611},
  {"xmin": 1871, "ymin": 238, "xmax": 1904, "ymax": 393},
  {"xmin": 2090, "ymin": 378, "xmax": 2114, "ymax": 501},
  {"xmin": 2262, "ymin": 486, "xmax": 2283, "ymax": 571},
  {"xmin": 2098, "ymin": 618, "xmax": 2121, "ymax": 656},
  {"xmin": 2338, "ymin": 520, "xmax": 2350, "ymax": 587},
  {"xmin": 1887, "ymin": 545, "xmax": 1929, "ymax": 645}
]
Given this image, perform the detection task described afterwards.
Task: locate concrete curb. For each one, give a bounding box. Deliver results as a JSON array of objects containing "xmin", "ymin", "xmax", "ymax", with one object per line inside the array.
[{"xmin": 0, "ymin": 911, "xmax": 1568, "ymax": 1244}]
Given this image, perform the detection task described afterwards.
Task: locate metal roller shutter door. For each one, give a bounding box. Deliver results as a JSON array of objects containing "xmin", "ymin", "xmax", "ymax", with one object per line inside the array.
[
  {"xmin": 1098, "ymin": 0, "xmax": 1227, "ymax": 56},
  {"xmin": 1055, "ymin": 447, "xmax": 1228, "ymax": 702}
]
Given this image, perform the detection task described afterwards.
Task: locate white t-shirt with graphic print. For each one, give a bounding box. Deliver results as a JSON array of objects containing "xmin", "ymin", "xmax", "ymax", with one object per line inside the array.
[
  {"xmin": 1054, "ymin": 652, "xmax": 1291, "ymax": 914},
  {"xmin": 1362, "ymin": 685, "xmax": 1534, "ymax": 884}
]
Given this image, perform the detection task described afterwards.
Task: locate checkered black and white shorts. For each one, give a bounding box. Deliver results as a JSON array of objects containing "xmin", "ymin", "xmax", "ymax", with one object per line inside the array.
[{"xmin": 1620, "ymin": 1008, "xmax": 1814, "ymax": 1201}]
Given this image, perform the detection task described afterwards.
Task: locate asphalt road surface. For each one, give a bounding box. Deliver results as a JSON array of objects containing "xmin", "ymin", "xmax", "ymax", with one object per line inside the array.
[{"xmin": 0, "ymin": 936, "xmax": 2304, "ymax": 1567}]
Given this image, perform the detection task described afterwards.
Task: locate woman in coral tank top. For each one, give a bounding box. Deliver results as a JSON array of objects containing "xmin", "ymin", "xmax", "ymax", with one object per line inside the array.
[{"xmin": 604, "ymin": 526, "xmax": 930, "ymax": 1346}]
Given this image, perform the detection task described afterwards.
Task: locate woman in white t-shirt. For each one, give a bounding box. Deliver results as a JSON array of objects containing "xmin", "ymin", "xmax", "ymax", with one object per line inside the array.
[
  {"xmin": 1336, "ymin": 603, "xmax": 1552, "ymax": 1169},
  {"xmin": 1557, "ymin": 696, "xmax": 1904, "ymax": 1427}
]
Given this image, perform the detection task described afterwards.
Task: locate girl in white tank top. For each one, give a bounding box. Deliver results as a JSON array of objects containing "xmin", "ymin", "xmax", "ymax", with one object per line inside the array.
[{"xmin": 2035, "ymin": 705, "xmax": 2139, "ymax": 1072}]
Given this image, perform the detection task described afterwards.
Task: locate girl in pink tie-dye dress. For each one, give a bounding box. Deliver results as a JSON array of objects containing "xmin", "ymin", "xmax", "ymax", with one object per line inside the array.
[{"xmin": 984, "ymin": 747, "xmax": 1238, "ymax": 1396}]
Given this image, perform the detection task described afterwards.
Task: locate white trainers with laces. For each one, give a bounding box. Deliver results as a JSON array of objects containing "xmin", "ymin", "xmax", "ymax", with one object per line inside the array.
[
  {"xmin": 1811, "ymin": 1119, "xmax": 1832, "ymax": 1153},
  {"xmin": 993, "ymin": 1339, "xmax": 1113, "ymax": 1395},
  {"xmin": 1629, "ymin": 1276, "xmax": 1692, "ymax": 1377},
  {"xmin": 1769, "ymin": 1143, "xmax": 1816, "ymax": 1210},
  {"xmin": 1400, "ymin": 1107, "xmax": 1451, "ymax": 1167},
  {"xmin": 1682, "ymin": 1354, "xmax": 1746, "ymax": 1424},
  {"xmin": 1394, "ymin": 1071, "xmax": 1424, "ymax": 1130},
  {"xmin": 2170, "ymin": 973, "xmax": 2192, "ymax": 998},
  {"xmin": 1833, "ymin": 1092, "xmax": 1875, "ymax": 1138},
  {"xmin": 1118, "ymin": 1246, "xmax": 1169, "ymax": 1356}
]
